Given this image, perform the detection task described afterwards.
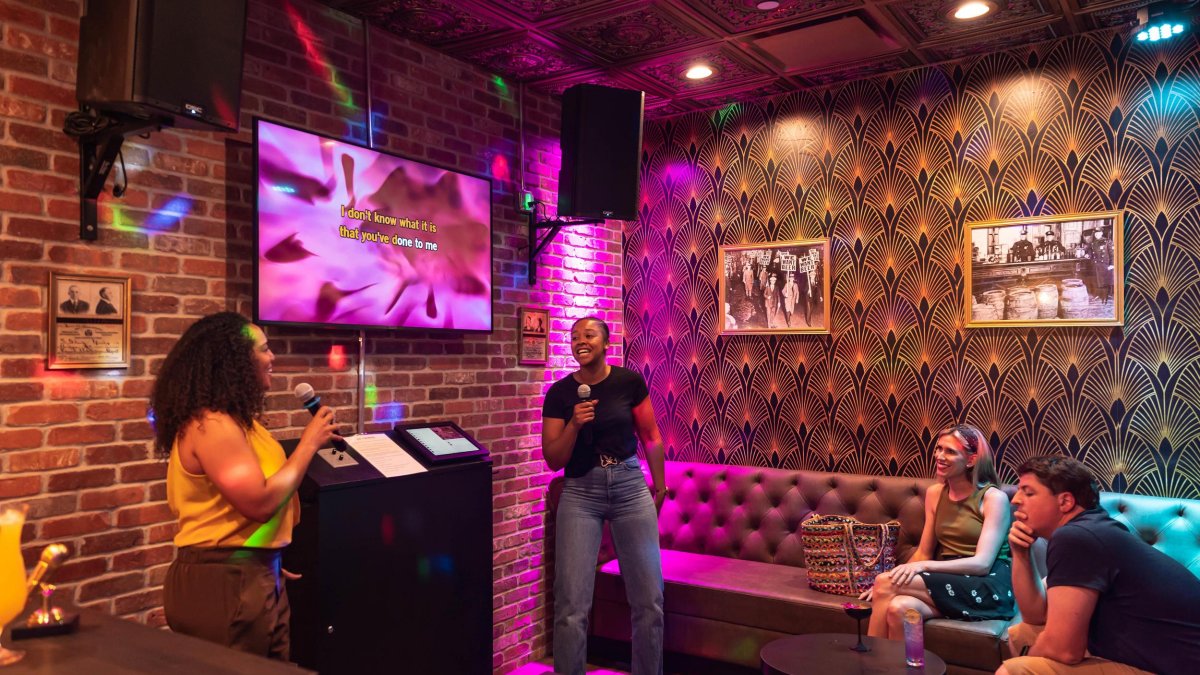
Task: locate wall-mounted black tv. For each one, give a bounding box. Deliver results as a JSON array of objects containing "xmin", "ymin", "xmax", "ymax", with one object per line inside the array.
[{"xmin": 253, "ymin": 119, "xmax": 493, "ymax": 332}]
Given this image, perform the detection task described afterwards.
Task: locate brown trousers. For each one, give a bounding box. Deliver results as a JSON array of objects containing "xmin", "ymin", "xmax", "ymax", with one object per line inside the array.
[
  {"xmin": 164, "ymin": 546, "xmax": 291, "ymax": 661},
  {"xmin": 1002, "ymin": 623, "xmax": 1152, "ymax": 675}
]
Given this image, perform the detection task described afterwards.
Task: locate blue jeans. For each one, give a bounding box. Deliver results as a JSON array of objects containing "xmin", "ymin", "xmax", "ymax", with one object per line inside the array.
[{"xmin": 554, "ymin": 456, "xmax": 664, "ymax": 675}]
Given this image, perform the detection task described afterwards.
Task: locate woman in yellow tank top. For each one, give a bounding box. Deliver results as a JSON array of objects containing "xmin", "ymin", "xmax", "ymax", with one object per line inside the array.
[
  {"xmin": 150, "ymin": 312, "xmax": 340, "ymax": 660},
  {"xmin": 862, "ymin": 424, "xmax": 1015, "ymax": 638}
]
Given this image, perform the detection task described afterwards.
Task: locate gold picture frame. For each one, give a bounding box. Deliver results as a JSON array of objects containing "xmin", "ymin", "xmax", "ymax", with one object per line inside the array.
[
  {"xmin": 48, "ymin": 272, "xmax": 131, "ymax": 370},
  {"xmin": 964, "ymin": 211, "xmax": 1123, "ymax": 328},
  {"xmin": 718, "ymin": 239, "xmax": 830, "ymax": 334},
  {"xmin": 518, "ymin": 306, "xmax": 549, "ymax": 365}
]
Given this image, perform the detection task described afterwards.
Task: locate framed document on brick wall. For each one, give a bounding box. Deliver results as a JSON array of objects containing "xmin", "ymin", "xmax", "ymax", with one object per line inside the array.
[
  {"xmin": 518, "ymin": 306, "xmax": 549, "ymax": 365},
  {"xmin": 48, "ymin": 272, "xmax": 131, "ymax": 370}
]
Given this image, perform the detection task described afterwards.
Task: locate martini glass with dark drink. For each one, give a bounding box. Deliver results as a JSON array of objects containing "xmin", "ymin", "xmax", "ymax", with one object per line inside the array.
[{"xmin": 842, "ymin": 602, "xmax": 872, "ymax": 652}]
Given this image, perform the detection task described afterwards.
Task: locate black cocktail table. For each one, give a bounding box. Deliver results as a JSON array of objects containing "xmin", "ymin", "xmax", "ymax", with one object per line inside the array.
[{"xmin": 761, "ymin": 633, "xmax": 946, "ymax": 674}]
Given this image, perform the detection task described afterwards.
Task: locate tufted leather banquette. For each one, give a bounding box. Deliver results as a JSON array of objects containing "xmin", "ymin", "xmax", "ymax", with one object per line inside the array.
[
  {"xmin": 550, "ymin": 461, "xmax": 1200, "ymax": 675},
  {"xmin": 1098, "ymin": 491, "xmax": 1200, "ymax": 576}
]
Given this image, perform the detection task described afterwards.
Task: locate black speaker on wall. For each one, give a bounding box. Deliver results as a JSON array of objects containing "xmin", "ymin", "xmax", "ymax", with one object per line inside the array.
[
  {"xmin": 77, "ymin": 0, "xmax": 248, "ymax": 132},
  {"xmin": 557, "ymin": 84, "xmax": 644, "ymax": 221}
]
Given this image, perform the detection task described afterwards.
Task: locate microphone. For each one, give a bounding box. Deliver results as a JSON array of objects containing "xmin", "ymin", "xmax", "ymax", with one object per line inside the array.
[
  {"xmin": 294, "ymin": 383, "xmax": 347, "ymax": 453},
  {"xmin": 294, "ymin": 382, "xmax": 323, "ymax": 415},
  {"xmin": 26, "ymin": 544, "xmax": 69, "ymax": 595},
  {"xmin": 576, "ymin": 383, "xmax": 594, "ymax": 448}
]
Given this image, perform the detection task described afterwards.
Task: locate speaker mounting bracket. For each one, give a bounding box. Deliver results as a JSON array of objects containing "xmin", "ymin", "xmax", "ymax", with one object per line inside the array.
[
  {"xmin": 69, "ymin": 111, "xmax": 164, "ymax": 241},
  {"xmin": 527, "ymin": 210, "xmax": 603, "ymax": 285}
]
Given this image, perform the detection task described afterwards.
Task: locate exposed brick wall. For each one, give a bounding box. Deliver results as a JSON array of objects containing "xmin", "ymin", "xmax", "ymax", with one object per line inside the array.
[{"xmin": 0, "ymin": 0, "xmax": 623, "ymax": 670}]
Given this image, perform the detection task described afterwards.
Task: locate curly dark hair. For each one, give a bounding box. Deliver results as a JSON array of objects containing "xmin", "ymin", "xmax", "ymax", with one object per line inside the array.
[{"xmin": 150, "ymin": 312, "xmax": 265, "ymax": 458}]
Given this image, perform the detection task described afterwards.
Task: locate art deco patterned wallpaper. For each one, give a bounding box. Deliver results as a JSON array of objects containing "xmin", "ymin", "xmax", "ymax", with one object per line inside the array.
[{"xmin": 626, "ymin": 30, "xmax": 1200, "ymax": 498}]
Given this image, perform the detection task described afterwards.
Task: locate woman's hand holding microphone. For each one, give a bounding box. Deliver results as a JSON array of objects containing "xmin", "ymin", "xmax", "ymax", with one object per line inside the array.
[
  {"xmin": 299, "ymin": 406, "xmax": 341, "ymax": 452},
  {"xmin": 570, "ymin": 400, "xmax": 598, "ymax": 429}
]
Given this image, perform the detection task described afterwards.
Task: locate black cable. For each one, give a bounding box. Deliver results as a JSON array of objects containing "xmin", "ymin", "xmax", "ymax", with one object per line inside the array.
[
  {"xmin": 113, "ymin": 148, "xmax": 128, "ymax": 198},
  {"xmin": 62, "ymin": 109, "xmax": 114, "ymax": 138}
]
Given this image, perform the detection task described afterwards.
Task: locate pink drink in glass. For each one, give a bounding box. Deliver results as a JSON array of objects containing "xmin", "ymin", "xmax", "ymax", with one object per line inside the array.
[{"xmin": 902, "ymin": 608, "xmax": 925, "ymax": 667}]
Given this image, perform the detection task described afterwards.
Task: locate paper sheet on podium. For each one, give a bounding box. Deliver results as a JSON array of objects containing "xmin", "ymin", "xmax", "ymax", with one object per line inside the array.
[{"xmin": 343, "ymin": 433, "xmax": 427, "ymax": 477}]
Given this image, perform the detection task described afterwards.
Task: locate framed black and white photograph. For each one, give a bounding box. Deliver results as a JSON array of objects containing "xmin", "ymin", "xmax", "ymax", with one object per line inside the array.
[
  {"xmin": 48, "ymin": 272, "xmax": 131, "ymax": 369},
  {"xmin": 964, "ymin": 211, "xmax": 1123, "ymax": 327},
  {"xmin": 718, "ymin": 239, "xmax": 830, "ymax": 334}
]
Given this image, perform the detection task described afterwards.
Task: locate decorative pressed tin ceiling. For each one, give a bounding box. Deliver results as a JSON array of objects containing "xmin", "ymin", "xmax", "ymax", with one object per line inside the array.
[{"xmin": 323, "ymin": 0, "xmax": 1152, "ymax": 116}]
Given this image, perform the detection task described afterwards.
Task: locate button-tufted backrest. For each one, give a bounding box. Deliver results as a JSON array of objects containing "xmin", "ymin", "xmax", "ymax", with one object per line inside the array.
[
  {"xmin": 1099, "ymin": 492, "xmax": 1200, "ymax": 578},
  {"xmin": 546, "ymin": 462, "xmax": 1030, "ymax": 569},
  {"xmin": 657, "ymin": 462, "xmax": 937, "ymax": 568}
]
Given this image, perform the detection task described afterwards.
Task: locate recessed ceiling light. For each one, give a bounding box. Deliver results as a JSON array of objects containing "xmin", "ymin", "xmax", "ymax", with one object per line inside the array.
[
  {"xmin": 951, "ymin": 1, "xmax": 995, "ymax": 20},
  {"xmin": 685, "ymin": 65, "xmax": 714, "ymax": 80},
  {"xmin": 756, "ymin": 1, "xmax": 781, "ymax": 9}
]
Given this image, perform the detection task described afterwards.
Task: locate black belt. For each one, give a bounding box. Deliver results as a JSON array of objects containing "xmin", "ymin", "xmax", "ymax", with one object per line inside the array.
[{"xmin": 594, "ymin": 453, "xmax": 623, "ymax": 467}]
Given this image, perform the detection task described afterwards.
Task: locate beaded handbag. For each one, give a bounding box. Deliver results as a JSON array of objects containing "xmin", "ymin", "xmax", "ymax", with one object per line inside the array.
[{"xmin": 800, "ymin": 514, "xmax": 900, "ymax": 596}]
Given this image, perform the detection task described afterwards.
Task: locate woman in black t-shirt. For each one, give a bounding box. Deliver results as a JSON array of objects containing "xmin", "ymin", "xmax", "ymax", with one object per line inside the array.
[{"xmin": 542, "ymin": 316, "xmax": 666, "ymax": 675}]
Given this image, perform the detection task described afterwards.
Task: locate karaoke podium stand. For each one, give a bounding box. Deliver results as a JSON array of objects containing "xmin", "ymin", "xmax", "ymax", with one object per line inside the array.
[{"xmin": 282, "ymin": 432, "xmax": 492, "ymax": 675}]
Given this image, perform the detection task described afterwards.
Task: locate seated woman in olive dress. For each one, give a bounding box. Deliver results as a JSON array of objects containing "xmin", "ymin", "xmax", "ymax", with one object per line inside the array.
[{"xmin": 861, "ymin": 424, "xmax": 1014, "ymax": 638}]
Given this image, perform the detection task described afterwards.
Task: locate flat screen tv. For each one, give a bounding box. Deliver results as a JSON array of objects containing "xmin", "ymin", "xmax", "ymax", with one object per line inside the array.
[{"xmin": 253, "ymin": 118, "xmax": 493, "ymax": 332}]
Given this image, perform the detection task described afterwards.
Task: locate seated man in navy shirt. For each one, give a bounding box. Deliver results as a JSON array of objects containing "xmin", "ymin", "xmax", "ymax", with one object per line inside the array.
[{"xmin": 999, "ymin": 456, "xmax": 1200, "ymax": 675}]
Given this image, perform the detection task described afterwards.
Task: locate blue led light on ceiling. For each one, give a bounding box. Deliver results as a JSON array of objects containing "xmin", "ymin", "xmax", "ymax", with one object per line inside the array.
[{"xmin": 1137, "ymin": 21, "xmax": 1188, "ymax": 41}]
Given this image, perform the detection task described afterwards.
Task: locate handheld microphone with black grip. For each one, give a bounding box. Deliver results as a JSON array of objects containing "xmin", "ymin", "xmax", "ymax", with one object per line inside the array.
[
  {"xmin": 576, "ymin": 384, "xmax": 593, "ymax": 446},
  {"xmin": 294, "ymin": 383, "xmax": 347, "ymax": 452}
]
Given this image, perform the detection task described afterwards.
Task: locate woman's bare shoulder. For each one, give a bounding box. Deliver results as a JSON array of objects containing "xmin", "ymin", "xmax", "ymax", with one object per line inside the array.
[
  {"xmin": 924, "ymin": 481, "xmax": 945, "ymax": 504},
  {"xmin": 182, "ymin": 411, "xmax": 245, "ymax": 441},
  {"xmin": 981, "ymin": 484, "xmax": 1011, "ymax": 508}
]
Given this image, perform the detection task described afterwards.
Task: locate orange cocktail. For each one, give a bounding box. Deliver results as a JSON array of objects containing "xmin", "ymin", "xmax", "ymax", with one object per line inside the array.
[{"xmin": 0, "ymin": 504, "xmax": 27, "ymax": 666}]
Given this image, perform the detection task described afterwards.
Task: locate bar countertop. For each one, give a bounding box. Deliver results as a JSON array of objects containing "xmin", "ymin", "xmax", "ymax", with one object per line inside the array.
[{"xmin": 3, "ymin": 606, "xmax": 314, "ymax": 674}]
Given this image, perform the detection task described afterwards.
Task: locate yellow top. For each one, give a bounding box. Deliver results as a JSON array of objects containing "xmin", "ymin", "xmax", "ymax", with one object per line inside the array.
[{"xmin": 167, "ymin": 420, "xmax": 297, "ymax": 549}]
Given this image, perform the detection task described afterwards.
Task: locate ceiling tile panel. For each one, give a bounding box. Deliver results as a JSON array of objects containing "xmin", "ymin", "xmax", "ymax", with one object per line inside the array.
[
  {"xmin": 752, "ymin": 15, "xmax": 901, "ymax": 73},
  {"xmin": 638, "ymin": 47, "xmax": 768, "ymax": 91},
  {"xmin": 554, "ymin": 4, "xmax": 713, "ymax": 62},
  {"xmin": 886, "ymin": 0, "xmax": 1055, "ymax": 40},
  {"xmin": 535, "ymin": 71, "xmax": 634, "ymax": 96},
  {"xmin": 698, "ymin": 0, "xmax": 860, "ymax": 34},
  {"xmin": 1082, "ymin": 2, "xmax": 1145, "ymax": 29},
  {"xmin": 803, "ymin": 54, "xmax": 914, "ymax": 85},
  {"xmin": 689, "ymin": 80, "xmax": 790, "ymax": 109},
  {"xmin": 459, "ymin": 36, "xmax": 589, "ymax": 79},
  {"xmin": 926, "ymin": 24, "xmax": 1059, "ymax": 60},
  {"xmin": 646, "ymin": 99, "xmax": 696, "ymax": 118},
  {"xmin": 489, "ymin": 0, "xmax": 600, "ymax": 22}
]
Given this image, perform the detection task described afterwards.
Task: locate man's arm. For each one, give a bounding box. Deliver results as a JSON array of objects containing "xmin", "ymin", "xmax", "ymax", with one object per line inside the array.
[
  {"xmin": 1008, "ymin": 513, "xmax": 1047, "ymax": 624},
  {"xmin": 1028, "ymin": 585, "xmax": 1098, "ymax": 664}
]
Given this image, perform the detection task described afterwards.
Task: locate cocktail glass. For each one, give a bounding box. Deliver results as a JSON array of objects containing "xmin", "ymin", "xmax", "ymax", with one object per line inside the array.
[
  {"xmin": 0, "ymin": 504, "xmax": 28, "ymax": 666},
  {"xmin": 842, "ymin": 601, "xmax": 872, "ymax": 653}
]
